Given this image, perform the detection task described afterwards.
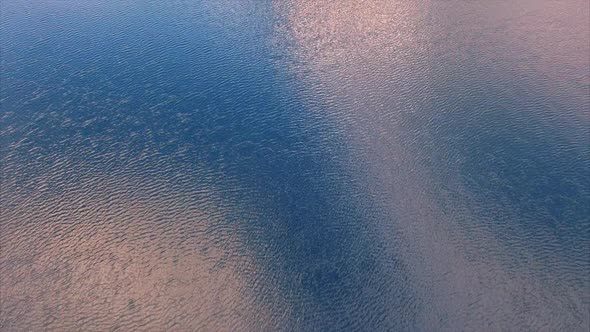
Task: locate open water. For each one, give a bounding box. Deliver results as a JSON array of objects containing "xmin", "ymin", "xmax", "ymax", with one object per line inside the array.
[{"xmin": 1, "ymin": 1, "xmax": 589, "ymax": 331}]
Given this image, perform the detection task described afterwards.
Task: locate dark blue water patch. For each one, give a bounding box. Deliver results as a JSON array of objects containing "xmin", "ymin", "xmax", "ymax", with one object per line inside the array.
[{"xmin": 415, "ymin": 59, "xmax": 590, "ymax": 274}]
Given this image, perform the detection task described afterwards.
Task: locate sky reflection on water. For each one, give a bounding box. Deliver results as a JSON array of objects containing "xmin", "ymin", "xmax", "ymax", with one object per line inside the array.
[{"xmin": 1, "ymin": 1, "xmax": 589, "ymax": 331}]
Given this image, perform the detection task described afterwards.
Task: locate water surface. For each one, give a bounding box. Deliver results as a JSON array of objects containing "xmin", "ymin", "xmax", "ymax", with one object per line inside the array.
[{"xmin": 1, "ymin": 1, "xmax": 589, "ymax": 331}]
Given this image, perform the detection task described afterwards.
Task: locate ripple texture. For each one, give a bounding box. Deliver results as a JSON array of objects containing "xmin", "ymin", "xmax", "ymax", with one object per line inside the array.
[{"xmin": 1, "ymin": 1, "xmax": 589, "ymax": 331}]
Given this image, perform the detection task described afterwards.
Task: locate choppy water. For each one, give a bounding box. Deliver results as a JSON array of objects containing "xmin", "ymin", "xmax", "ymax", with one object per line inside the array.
[{"xmin": 1, "ymin": 1, "xmax": 589, "ymax": 331}]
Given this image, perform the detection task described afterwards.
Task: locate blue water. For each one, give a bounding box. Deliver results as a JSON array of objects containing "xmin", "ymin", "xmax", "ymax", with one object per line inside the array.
[{"xmin": 1, "ymin": 1, "xmax": 589, "ymax": 331}]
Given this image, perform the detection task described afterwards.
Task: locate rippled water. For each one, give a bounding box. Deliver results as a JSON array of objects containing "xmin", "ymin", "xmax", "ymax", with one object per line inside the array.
[{"xmin": 1, "ymin": 1, "xmax": 589, "ymax": 331}]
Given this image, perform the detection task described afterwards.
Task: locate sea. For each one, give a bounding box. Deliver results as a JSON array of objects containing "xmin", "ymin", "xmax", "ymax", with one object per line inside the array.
[{"xmin": 1, "ymin": 1, "xmax": 589, "ymax": 331}]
